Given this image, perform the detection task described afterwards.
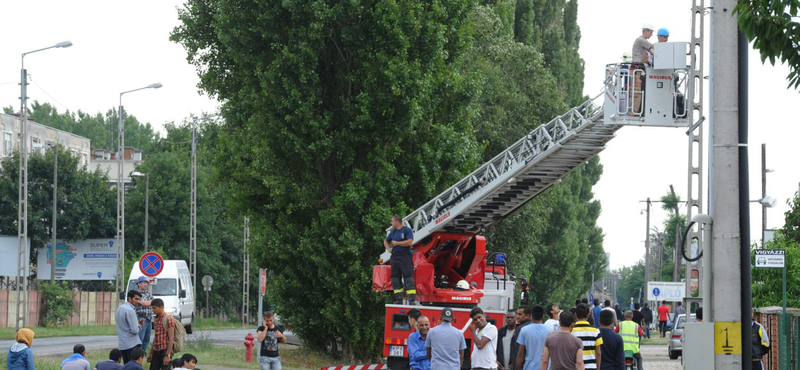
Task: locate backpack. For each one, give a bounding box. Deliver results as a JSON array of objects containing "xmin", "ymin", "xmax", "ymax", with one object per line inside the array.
[{"xmin": 162, "ymin": 315, "xmax": 186, "ymax": 353}]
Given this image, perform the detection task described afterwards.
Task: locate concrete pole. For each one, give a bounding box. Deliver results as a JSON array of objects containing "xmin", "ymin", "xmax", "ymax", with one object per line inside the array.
[
  {"xmin": 50, "ymin": 146, "xmax": 57, "ymax": 283},
  {"xmin": 761, "ymin": 143, "xmax": 766, "ymax": 242},
  {"xmin": 644, "ymin": 198, "xmax": 651, "ymax": 297},
  {"xmin": 144, "ymin": 173, "xmax": 149, "ymax": 253},
  {"xmin": 710, "ymin": 1, "xmax": 748, "ymax": 367}
]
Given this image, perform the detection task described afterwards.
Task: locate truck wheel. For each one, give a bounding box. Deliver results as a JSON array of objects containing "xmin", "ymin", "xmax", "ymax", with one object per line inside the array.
[{"xmin": 185, "ymin": 314, "xmax": 194, "ymax": 334}]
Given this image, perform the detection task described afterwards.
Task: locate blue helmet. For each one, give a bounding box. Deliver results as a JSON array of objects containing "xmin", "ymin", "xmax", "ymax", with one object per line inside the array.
[{"xmin": 657, "ymin": 28, "xmax": 670, "ymax": 37}]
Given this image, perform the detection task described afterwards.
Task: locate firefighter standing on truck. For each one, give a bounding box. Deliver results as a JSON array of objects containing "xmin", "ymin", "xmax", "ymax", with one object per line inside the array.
[{"xmin": 384, "ymin": 215, "xmax": 417, "ymax": 305}]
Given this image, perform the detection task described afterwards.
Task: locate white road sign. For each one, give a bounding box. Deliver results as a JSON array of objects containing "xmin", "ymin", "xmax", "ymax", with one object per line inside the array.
[
  {"xmin": 0, "ymin": 236, "xmax": 30, "ymax": 276},
  {"xmin": 754, "ymin": 249, "xmax": 785, "ymax": 269},
  {"xmin": 647, "ymin": 281, "xmax": 685, "ymax": 302}
]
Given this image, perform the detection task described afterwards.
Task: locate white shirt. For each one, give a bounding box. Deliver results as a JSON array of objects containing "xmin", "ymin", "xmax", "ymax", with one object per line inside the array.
[
  {"xmin": 544, "ymin": 319, "xmax": 559, "ymax": 331},
  {"xmin": 471, "ymin": 323, "xmax": 498, "ymax": 368}
]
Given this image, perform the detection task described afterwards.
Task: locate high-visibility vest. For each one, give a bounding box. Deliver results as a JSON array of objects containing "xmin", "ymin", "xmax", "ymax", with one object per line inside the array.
[{"xmin": 619, "ymin": 321, "xmax": 640, "ymax": 353}]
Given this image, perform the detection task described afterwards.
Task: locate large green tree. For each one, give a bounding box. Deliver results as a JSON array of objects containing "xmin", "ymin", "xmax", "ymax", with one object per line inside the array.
[
  {"xmin": 0, "ymin": 149, "xmax": 116, "ymax": 256},
  {"xmin": 172, "ymin": 0, "xmax": 481, "ymax": 360}
]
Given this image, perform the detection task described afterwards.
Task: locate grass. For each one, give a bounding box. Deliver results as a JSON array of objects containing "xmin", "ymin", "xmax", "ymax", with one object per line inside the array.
[
  {"xmin": 0, "ymin": 343, "xmax": 333, "ymax": 370},
  {"xmin": 0, "ymin": 318, "xmax": 245, "ymax": 340},
  {"xmin": 0, "ymin": 325, "xmax": 117, "ymax": 340},
  {"xmin": 641, "ymin": 336, "xmax": 671, "ymax": 345}
]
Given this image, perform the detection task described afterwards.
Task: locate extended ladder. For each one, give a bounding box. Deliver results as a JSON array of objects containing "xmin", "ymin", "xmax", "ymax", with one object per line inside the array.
[{"xmin": 395, "ymin": 94, "xmax": 621, "ymax": 245}]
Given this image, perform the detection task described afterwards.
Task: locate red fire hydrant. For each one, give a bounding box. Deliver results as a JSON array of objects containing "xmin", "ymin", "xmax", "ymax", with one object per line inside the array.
[{"xmin": 244, "ymin": 333, "xmax": 255, "ymax": 363}]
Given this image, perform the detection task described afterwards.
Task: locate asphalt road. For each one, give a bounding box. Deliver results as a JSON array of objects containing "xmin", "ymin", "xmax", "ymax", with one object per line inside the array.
[{"xmin": 0, "ymin": 328, "xmax": 300, "ymax": 357}]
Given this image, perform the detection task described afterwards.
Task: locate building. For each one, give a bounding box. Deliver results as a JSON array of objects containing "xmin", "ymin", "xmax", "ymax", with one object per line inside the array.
[
  {"xmin": 0, "ymin": 113, "xmax": 91, "ymax": 166},
  {"xmin": 90, "ymin": 146, "xmax": 144, "ymax": 187}
]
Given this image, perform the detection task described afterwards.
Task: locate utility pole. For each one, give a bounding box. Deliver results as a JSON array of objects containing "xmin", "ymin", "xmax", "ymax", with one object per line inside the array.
[
  {"xmin": 761, "ymin": 144, "xmax": 767, "ymax": 242},
  {"xmin": 242, "ymin": 216, "xmax": 250, "ymax": 326},
  {"xmin": 50, "ymin": 146, "xmax": 58, "ymax": 283},
  {"xmin": 710, "ymin": 0, "xmax": 751, "ymax": 367},
  {"xmin": 644, "ymin": 198, "xmax": 651, "ymax": 296},
  {"xmin": 190, "ymin": 120, "xmax": 197, "ymax": 303}
]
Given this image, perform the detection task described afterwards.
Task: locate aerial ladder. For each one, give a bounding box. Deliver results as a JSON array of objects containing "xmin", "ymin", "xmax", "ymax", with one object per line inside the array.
[{"xmin": 372, "ymin": 41, "xmax": 696, "ymax": 370}]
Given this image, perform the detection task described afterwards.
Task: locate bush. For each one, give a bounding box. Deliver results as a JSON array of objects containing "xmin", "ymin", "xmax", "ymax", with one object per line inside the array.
[{"xmin": 38, "ymin": 281, "xmax": 75, "ymax": 327}]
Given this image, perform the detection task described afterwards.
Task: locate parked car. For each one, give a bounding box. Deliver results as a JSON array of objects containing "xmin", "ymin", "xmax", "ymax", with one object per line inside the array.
[{"xmin": 668, "ymin": 313, "xmax": 696, "ymax": 359}]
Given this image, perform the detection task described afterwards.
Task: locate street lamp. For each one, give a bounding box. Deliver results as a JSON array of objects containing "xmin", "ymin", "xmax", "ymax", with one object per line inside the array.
[
  {"xmin": 116, "ymin": 83, "xmax": 162, "ymax": 302},
  {"xmin": 131, "ymin": 171, "xmax": 149, "ymax": 254},
  {"xmin": 16, "ymin": 40, "xmax": 72, "ymax": 330}
]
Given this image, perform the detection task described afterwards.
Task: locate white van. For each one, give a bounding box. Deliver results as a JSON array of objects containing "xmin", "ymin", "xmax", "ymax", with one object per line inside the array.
[{"xmin": 126, "ymin": 260, "xmax": 196, "ymax": 333}]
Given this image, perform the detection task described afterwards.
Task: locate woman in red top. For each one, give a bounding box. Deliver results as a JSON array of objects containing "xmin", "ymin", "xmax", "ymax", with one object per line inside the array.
[{"xmin": 657, "ymin": 301, "xmax": 670, "ymax": 338}]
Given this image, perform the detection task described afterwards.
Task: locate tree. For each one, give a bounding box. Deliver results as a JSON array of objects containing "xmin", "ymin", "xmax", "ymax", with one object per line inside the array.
[
  {"xmin": 4, "ymin": 101, "xmax": 160, "ymax": 151},
  {"xmin": 735, "ymin": 1, "xmax": 800, "ymax": 88},
  {"xmin": 125, "ymin": 121, "xmax": 246, "ymax": 316},
  {"xmin": 0, "ymin": 149, "xmax": 116, "ymax": 259},
  {"xmin": 172, "ymin": 0, "xmax": 482, "ymax": 361}
]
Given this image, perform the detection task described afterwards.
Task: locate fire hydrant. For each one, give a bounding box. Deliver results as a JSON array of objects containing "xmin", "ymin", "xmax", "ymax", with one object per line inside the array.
[{"xmin": 244, "ymin": 333, "xmax": 255, "ymax": 363}]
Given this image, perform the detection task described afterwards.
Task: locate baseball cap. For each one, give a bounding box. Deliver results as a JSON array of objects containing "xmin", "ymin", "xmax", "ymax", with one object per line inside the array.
[
  {"xmin": 137, "ymin": 276, "xmax": 148, "ymax": 283},
  {"xmin": 441, "ymin": 307, "xmax": 454, "ymax": 322}
]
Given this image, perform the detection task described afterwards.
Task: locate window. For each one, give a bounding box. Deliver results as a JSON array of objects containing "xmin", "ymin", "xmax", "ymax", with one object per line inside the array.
[{"xmin": 4, "ymin": 132, "xmax": 11, "ymax": 156}]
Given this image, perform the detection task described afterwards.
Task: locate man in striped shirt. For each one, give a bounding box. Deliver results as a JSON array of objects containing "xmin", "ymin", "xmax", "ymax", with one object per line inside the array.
[{"xmin": 572, "ymin": 303, "xmax": 602, "ymax": 369}]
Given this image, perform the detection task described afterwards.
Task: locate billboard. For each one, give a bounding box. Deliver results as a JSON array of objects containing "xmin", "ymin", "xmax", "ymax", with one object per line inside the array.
[
  {"xmin": 38, "ymin": 239, "xmax": 117, "ymax": 280},
  {"xmin": 0, "ymin": 236, "xmax": 31, "ymax": 277},
  {"xmin": 647, "ymin": 281, "xmax": 685, "ymax": 302}
]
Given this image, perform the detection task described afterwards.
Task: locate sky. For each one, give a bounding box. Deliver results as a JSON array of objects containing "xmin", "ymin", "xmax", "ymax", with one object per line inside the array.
[{"xmin": 0, "ymin": 1, "xmax": 796, "ymax": 271}]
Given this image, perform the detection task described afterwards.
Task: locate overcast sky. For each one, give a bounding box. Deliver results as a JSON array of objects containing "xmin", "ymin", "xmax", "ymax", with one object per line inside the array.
[{"xmin": 0, "ymin": 1, "xmax": 796, "ymax": 271}]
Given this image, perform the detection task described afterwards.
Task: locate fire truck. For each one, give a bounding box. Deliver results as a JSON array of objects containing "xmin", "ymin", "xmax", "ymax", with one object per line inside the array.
[{"xmin": 372, "ymin": 42, "xmax": 693, "ymax": 370}]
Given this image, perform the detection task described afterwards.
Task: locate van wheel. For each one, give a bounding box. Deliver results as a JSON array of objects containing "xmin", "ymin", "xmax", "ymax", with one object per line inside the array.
[{"xmin": 185, "ymin": 314, "xmax": 194, "ymax": 334}]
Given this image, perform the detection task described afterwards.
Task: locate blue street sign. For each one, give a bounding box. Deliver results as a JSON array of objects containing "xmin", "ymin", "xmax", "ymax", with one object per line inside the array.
[{"xmin": 653, "ymin": 287, "xmax": 660, "ymax": 297}]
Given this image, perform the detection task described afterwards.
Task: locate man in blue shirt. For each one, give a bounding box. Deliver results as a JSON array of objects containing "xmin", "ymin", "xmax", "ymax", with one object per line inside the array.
[
  {"xmin": 426, "ymin": 308, "xmax": 466, "ymax": 370},
  {"xmin": 408, "ymin": 316, "xmax": 431, "ymax": 370},
  {"xmin": 384, "ymin": 215, "xmax": 416, "ymax": 304},
  {"xmin": 593, "ymin": 299, "xmax": 603, "ymax": 328},
  {"xmin": 514, "ymin": 305, "xmax": 553, "ymax": 370},
  {"xmin": 115, "ymin": 290, "xmax": 143, "ymax": 363},
  {"xmin": 598, "ymin": 310, "xmax": 625, "ymax": 370}
]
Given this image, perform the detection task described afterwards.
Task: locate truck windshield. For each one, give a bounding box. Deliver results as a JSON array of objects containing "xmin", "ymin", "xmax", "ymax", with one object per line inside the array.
[{"xmin": 126, "ymin": 279, "xmax": 179, "ymax": 296}]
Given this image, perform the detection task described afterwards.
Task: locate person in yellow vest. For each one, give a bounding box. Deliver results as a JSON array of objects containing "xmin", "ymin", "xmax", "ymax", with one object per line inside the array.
[{"xmin": 614, "ymin": 310, "xmax": 644, "ymax": 370}]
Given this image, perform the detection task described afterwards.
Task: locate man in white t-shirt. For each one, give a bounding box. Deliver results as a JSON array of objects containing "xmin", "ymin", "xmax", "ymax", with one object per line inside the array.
[
  {"xmin": 469, "ymin": 307, "xmax": 498, "ymax": 370},
  {"xmin": 544, "ymin": 304, "xmax": 561, "ymax": 331}
]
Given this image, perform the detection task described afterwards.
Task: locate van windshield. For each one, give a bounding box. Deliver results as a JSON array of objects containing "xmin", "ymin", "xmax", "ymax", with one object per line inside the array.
[{"xmin": 127, "ymin": 279, "xmax": 179, "ymax": 296}]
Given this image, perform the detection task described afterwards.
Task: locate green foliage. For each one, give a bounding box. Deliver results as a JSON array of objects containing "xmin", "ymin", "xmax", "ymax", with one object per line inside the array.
[
  {"xmin": 172, "ymin": 0, "xmax": 481, "ymax": 361},
  {"xmin": 735, "ymin": 1, "xmax": 800, "ymax": 89},
  {"xmin": 782, "ymin": 191, "xmax": 800, "ymax": 244},
  {"xmin": 125, "ymin": 121, "xmax": 247, "ymax": 317},
  {"xmin": 0, "ymin": 149, "xmax": 116, "ymax": 245},
  {"xmin": 615, "ymin": 262, "xmax": 645, "ymax": 304},
  {"xmin": 752, "ymin": 237, "xmax": 800, "ymax": 308},
  {"xmin": 38, "ymin": 281, "xmax": 76, "ymax": 327}
]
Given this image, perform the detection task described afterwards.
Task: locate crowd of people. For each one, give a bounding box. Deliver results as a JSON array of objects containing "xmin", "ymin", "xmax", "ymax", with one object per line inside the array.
[{"xmin": 399, "ymin": 300, "xmax": 648, "ymax": 370}]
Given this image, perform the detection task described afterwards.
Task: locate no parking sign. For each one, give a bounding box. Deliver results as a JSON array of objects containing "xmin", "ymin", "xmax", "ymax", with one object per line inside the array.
[{"xmin": 139, "ymin": 252, "xmax": 164, "ymax": 277}]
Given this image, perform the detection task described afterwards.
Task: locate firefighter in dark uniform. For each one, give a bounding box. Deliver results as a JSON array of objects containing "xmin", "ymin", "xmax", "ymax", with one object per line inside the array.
[
  {"xmin": 752, "ymin": 312, "xmax": 770, "ymax": 370},
  {"xmin": 384, "ymin": 215, "xmax": 416, "ymax": 305}
]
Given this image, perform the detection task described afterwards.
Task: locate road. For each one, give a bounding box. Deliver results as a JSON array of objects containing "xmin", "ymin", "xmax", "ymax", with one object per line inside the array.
[
  {"xmin": 641, "ymin": 344, "xmax": 681, "ymax": 370},
  {"xmin": 0, "ymin": 328, "xmax": 300, "ymax": 357}
]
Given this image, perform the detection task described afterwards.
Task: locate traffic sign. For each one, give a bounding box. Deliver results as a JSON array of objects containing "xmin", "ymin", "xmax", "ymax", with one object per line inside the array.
[
  {"xmin": 259, "ymin": 269, "xmax": 267, "ymax": 296},
  {"xmin": 653, "ymin": 287, "xmax": 660, "ymax": 297},
  {"xmin": 755, "ymin": 249, "xmax": 785, "ymax": 268},
  {"xmin": 202, "ymin": 275, "xmax": 214, "ymax": 291},
  {"xmin": 139, "ymin": 252, "xmax": 164, "ymax": 277}
]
